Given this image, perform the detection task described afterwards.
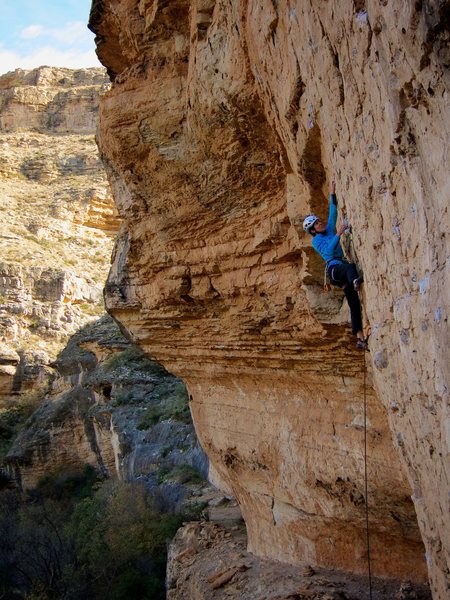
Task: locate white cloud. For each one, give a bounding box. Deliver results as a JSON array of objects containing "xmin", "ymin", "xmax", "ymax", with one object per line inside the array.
[
  {"xmin": 50, "ymin": 21, "xmax": 92, "ymax": 45},
  {"xmin": 20, "ymin": 25, "xmax": 44, "ymax": 39},
  {"xmin": 0, "ymin": 20, "xmax": 101, "ymax": 75},
  {"xmin": 18, "ymin": 21, "xmax": 93, "ymax": 46},
  {"xmin": 0, "ymin": 45, "xmax": 101, "ymax": 75}
]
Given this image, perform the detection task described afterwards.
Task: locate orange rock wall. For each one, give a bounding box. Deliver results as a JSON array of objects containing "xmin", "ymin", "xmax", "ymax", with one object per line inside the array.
[{"xmin": 89, "ymin": 1, "xmax": 449, "ymax": 597}]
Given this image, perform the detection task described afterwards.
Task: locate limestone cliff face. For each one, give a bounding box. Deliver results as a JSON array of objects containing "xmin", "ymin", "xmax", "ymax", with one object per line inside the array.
[
  {"xmin": 0, "ymin": 66, "xmax": 108, "ymax": 133},
  {"xmin": 89, "ymin": 2, "xmax": 449, "ymax": 597},
  {"xmin": 0, "ymin": 67, "xmax": 120, "ymax": 403}
]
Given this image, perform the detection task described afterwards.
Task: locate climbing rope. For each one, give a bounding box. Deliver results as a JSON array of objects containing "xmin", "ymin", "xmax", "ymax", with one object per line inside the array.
[
  {"xmin": 330, "ymin": 213, "xmax": 373, "ymax": 596},
  {"xmin": 362, "ymin": 349, "xmax": 373, "ymax": 600},
  {"xmin": 354, "ymin": 262, "xmax": 373, "ymax": 598}
]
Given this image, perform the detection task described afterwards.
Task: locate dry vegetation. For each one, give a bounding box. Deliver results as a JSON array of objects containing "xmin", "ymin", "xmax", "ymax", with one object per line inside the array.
[
  {"xmin": 0, "ymin": 132, "xmax": 115, "ymax": 278},
  {"xmin": 0, "ymin": 129, "xmax": 119, "ymax": 359}
]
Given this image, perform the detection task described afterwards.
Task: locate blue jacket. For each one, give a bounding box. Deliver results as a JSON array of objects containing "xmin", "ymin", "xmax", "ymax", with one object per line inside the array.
[{"xmin": 312, "ymin": 193, "xmax": 345, "ymax": 266}]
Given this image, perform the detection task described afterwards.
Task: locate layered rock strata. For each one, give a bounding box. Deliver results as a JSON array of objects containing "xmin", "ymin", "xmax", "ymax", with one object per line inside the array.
[
  {"xmin": 0, "ymin": 67, "xmax": 108, "ymax": 133},
  {"xmin": 0, "ymin": 67, "xmax": 120, "ymax": 402},
  {"xmin": 89, "ymin": 2, "xmax": 449, "ymax": 597}
]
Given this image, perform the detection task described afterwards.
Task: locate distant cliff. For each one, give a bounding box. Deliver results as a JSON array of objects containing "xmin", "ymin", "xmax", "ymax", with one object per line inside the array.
[
  {"xmin": 89, "ymin": 1, "xmax": 449, "ymax": 598},
  {"xmin": 5, "ymin": 315, "xmax": 207, "ymax": 502},
  {"xmin": 0, "ymin": 67, "xmax": 120, "ymax": 404}
]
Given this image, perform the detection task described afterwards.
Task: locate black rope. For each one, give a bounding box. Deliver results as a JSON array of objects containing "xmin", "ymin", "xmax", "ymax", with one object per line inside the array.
[
  {"xmin": 363, "ymin": 350, "xmax": 373, "ymax": 599},
  {"xmin": 340, "ymin": 218, "xmax": 373, "ymax": 597}
]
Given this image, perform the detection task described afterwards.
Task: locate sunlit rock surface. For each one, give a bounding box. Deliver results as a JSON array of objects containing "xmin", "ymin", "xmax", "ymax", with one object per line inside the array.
[
  {"xmin": 0, "ymin": 67, "xmax": 120, "ymax": 403},
  {"xmin": 89, "ymin": 1, "xmax": 449, "ymax": 597}
]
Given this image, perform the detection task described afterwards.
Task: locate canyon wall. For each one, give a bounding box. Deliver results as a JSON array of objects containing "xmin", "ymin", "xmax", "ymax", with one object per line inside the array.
[
  {"xmin": 89, "ymin": 1, "xmax": 449, "ymax": 597},
  {"xmin": 0, "ymin": 67, "xmax": 120, "ymax": 403},
  {"xmin": 5, "ymin": 315, "xmax": 206, "ymax": 498}
]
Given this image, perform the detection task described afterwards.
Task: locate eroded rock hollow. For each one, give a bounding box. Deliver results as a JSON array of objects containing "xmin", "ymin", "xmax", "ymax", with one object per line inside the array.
[{"xmin": 89, "ymin": 1, "xmax": 449, "ymax": 597}]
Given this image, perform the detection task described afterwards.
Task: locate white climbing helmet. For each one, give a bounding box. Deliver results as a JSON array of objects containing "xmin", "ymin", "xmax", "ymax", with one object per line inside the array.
[{"xmin": 303, "ymin": 215, "xmax": 319, "ymax": 233}]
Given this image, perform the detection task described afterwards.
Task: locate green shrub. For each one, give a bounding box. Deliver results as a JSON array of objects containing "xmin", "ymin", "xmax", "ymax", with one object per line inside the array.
[
  {"xmin": 0, "ymin": 477, "xmax": 195, "ymax": 600},
  {"xmin": 188, "ymin": 501, "xmax": 208, "ymax": 517},
  {"xmin": 67, "ymin": 481, "xmax": 186, "ymax": 598},
  {"xmin": 0, "ymin": 404, "xmax": 37, "ymax": 461},
  {"xmin": 137, "ymin": 405, "xmax": 163, "ymax": 428},
  {"xmin": 157, "ymin": 464, "xmax": 203, "ymax": 485},
  {"xmin": 102, "ymin": 347, "xmax": 166, "ymax": 376},
  {"xmin": 68, "ymin": 493, "xmax": 109, "ymax": 565},
  {"xmin": 113, "ymin": 389, "xmax": 134, "ymax": 406},
  {"xmin": 110, "ymin": 569, "xmax": 163, "ymax": 600},
  {"xmin": 138, "ymin": 381, "xmax": 191, "ymax": 429},
  {"xmin": 37, "ymin": 464, "xmax": 99, "ymax": 504}
]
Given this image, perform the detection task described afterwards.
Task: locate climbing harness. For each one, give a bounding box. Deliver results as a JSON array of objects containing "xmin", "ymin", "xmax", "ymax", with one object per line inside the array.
[{"xmin": 322, "ymin": 215, "xmax": 355, "ymax": 294}]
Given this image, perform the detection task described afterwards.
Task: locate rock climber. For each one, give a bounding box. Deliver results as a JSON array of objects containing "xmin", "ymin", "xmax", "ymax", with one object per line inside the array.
[{"xmin": 303, "ymin": 180, "xmax": 368, "ymax": 350}]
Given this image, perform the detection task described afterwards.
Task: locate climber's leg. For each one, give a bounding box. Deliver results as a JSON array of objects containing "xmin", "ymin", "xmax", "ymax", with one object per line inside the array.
[
  {"xmin": 328, "ymin": 264, "xmax": 366, "ymax": 347},
  {"xmin": 331, "ymin": 262, "xmax": 363, "ymax": 291},
  {"xmin": 343, "ymin": 284, "xmax": 363, "ymax": 336}
]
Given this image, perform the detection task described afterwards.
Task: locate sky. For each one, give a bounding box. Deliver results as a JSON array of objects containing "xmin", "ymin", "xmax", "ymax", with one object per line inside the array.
[{"xmin": 0, "ymin": 0, "xmax": 101, "ymax": 75}]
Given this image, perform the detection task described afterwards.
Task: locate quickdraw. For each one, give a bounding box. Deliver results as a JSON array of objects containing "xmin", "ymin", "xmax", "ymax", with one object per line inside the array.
[{"xmin": 323, "ymin": 264, "xmax": 331, "ymax": 292}]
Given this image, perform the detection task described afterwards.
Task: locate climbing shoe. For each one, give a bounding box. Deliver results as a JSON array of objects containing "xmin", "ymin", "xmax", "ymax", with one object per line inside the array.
[
  {"xmin": 356, "ymin": 338, "xmax": 369, "ymax": 350},
  {"xmin": 353, "ymin": 276, "xmax": 364, "ymax": 291}
]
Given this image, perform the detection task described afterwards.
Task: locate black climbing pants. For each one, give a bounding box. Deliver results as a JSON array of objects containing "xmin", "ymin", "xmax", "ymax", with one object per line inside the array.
[{"xmin": 328, "ymin": 263, "xmax": 363, "ymax": 335}]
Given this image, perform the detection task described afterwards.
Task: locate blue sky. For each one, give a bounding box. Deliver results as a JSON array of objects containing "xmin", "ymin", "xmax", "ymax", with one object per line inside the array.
[{"xmin": 0, "ymin": 0, "xmax": 101, "ymax": 75}]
